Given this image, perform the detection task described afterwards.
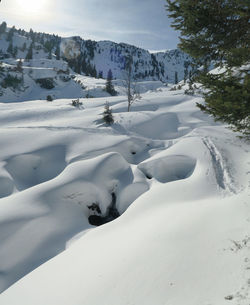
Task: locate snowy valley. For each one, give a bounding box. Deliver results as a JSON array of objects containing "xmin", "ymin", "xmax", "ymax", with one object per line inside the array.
[{"xmin": 0, "ymin": 24, "xmax": 249, "ymax": 305}]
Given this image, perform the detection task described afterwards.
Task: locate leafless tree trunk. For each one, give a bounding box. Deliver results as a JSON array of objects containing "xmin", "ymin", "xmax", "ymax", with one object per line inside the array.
[{"xmin": 122, "ymin": 56, "xmax": 141, "ymax": 112}]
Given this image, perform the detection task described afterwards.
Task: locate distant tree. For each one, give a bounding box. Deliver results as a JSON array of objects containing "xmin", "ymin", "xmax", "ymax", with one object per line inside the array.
[
  {"xmin": 55, "ymin": 45, "xmax": 60, "ymax": 60},
  {"xmin": 48, "ymin": 50, "xmax": 52, "ymax": 59},
  {"xmin": 16, "ymin": 60, "xmax": 23, "ymax": 73},
  {"xmin": 36, "ymin": 78, "xmax": 54, "ymax": 89},
  {"xmin": 29, "ymin": 28, "xmax": 35, "ymax": 42},
  {"xmin": 0, "ymin": 21, "xmax": 7, "ymax": 34},
  {"xmin": 122, "ymin": 55, "xmax": 141, "ymax": 112},
  {"xmin": 6, "ymin": 26, "xmax": 15, "ymax": 41},
  {"xmin": 44, "ymin": 40, "xmax": 53, "ymax": 53},
  {"xmin": 174, "ymin": 71, "xmax": 178, "ymax": 84},
  {"xmin": 46, "ymin": 95, "xmax": 53, "ymax": 101},
  {"xmin": 105, "ymin": 69, "xmax": 117, "ymax": 96},
  {"xmin": 1, "ymin": 74, "xmax": 22, "ymax": 89},
  {"xmin": 184, "ymin": 61, "xmax": 189, "ymax": 83},
  {"xmin": 13, "ymin": 46, "xmax": 18, "ymax": 58},
  {"xmin": 25, "ymin": 43, "xmax": 33, "ymax": 60},
  {"xmin": 7, "ymin": 42, "xmax": 13, "ymax": 55},
  {"xmin": 98, "ymin": 70, "xmax": 103, "ymax": 79},
  {"xmin": 92, "ymin": 65, "xmax": 97, "ymax": 78},
  {"xmin": 103, "ymin": 102, "xmax": 114, "ymax": 125},
  {"xmin": 21, "ymin": 42, "xmax": 27, "ymax": 52}
]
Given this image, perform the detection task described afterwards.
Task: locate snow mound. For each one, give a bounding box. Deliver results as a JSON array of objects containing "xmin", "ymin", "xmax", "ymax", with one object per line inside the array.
[
  {"xmin": 0, "ymin": 177, "xmax": 14, "ymax": 198},
  {"xmin": 0, "ymin": 78, "xmax": 249, "ymax": 305},
  {"xmin": 138, "ymin": 155, "xmax": 196, "ymax": 183},
  {"xmin": 128, "ymin": 112, "xmax": 181, "ymax": 140},
  {"xmin": 5, "ymin": 145, "xmax": 66, "ymax": 191}
]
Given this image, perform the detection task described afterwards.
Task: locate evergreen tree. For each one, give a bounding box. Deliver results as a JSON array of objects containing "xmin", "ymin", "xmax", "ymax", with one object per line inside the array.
[
  {"xmin": 25, "ymin": 43, "xmax": 33, "ymax": 60},
  {"xmin": 48, "ymin": 50, "xmax": 52, "ymax": 60},
  {"xmin": 16, "ymin": 60, "xmax": 23, "ymax": 73},
  {"xmin": 0, "ymin": 22, "xmax": 7, "ymax": 34},
  {"xmin": 98, "ymin": 71, "xmax": 103, "ymax": 79},
  {"xmin": 92, "ymin": 65, "xmax": 97, "ymax": 78},
  {"xmin": 44, "ymin": 40, "xmax": 53, "ymax": 53},
  {"xmin": 21, "ymin": 42, "xmax": 27, "ymax": 52},
  {"xmin": 29, "ymin": 28, "xmax": 35, "ymax": 42},
  {"xmin": 174, "ymin": 71, "xmax": 178, "ymax": 84},
  {"xmin": 55, "ymin": 45, "xmax": 60, "ymax": 60},
  {"xmin": 7, "ymin": 42, "xmax": 13, "ymax": 55},
  {"xmin": 103, "ymin": 102, "xmax": 114, "ymax": 125},
  {"xmin": 13, "ymin": 46, "xmax": 18, "ymax": 58},
  {"xmin": 105, "ymin": 69, "xmax": 116, "ymax": 96},
  {"xmin": 184, "ymin": 61, "xmax": 189, "ymax": 83},
  {"xmin": 166, "ymin": 0, "xmax": 250, "ymax": 137},
  {"xmin": 6, "ymin": 26, "xmax": 15, "ymax": 42}
]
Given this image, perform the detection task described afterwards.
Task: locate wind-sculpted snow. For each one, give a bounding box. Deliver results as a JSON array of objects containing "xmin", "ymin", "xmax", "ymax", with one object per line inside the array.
[
  {"xmin": 5, "ymin": 145, "xmax": 67, "ymax": 192},
  {"xmin": 0, "ymin": 177, "xmax": 14, "ymax": 198},
  {"xmin": 0, "ymin": 82, "xmax": 249, "ymax": 305},
  {"xmin": 138, "ymin": 155, "xmax": 196, "ymax": 183}
]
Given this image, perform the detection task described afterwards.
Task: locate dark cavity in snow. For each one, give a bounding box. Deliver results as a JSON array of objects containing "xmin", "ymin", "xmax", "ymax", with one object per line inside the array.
[{"xmin": 88, "ymin": 192, "xmax": 120, "ymax": 226}]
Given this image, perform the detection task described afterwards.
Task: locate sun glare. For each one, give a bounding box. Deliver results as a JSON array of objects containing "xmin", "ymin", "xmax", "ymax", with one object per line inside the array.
[{"xmin": 16, "ymin": 0, "xmax": 48, "ymax": 14}]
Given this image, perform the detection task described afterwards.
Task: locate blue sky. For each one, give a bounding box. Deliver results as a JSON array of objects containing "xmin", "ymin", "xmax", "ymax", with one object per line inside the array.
[{"xmin": 0, "ymin": 0, "xmax": 179, "ymax": 50}]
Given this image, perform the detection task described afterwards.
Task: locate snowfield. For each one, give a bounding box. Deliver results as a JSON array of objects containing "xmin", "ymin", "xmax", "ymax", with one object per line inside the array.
[{"xmin": 0, "ymin": 82, "xmax": 249, "ymax": 305}]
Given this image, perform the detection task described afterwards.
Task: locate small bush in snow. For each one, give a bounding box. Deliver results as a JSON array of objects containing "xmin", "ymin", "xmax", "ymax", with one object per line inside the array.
[
  {"xmin": 184, "ymin": 89, "xmax": 194, "ymax": 95},
  {"xmin": 46, "ymin": 95, "xmax": 53, "ymax": 101},
  {"xmin": 85, "ymin": 92, "xmax": 94, "ymax": 99},
  {"xmin": 103, "ymin": 102, "xmax": 114, "ymax": 125},
  {"xmin": 71, "ymin": 98, "xmax": 82, "ymax": 107},
  {"xmin": 184, "ymin": 83, "xmax": 195, "ymax": 95},
  {"xmin": 170, "ymin": 86, "xmax": 177, "ymax": 91}
]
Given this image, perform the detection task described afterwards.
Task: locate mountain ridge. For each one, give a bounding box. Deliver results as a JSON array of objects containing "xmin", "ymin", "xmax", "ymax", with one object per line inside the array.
[{"xmin": 0, "ymin": 22, "xmax": 193, "ymax": 83}]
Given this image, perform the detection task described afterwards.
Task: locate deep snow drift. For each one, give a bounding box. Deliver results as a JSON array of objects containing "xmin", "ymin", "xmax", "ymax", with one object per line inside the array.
[{"xmin": 0, "ymin": 81, "xmax": 249, "ymax": 305}]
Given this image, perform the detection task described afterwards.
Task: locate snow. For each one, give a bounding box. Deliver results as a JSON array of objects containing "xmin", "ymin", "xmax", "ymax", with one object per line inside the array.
[
  {"xmin": 0, "ymin": 78, "xmax": 249, "ymax": 305},
  {"xmin": 0, "ymin": 31, "xmax": 249, "ymax": 304}
]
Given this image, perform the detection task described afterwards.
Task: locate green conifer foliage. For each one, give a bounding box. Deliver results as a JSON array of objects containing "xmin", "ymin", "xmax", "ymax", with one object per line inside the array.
[
  {"xmin": 25, "ymin": 43, "xmax": 33, "ymax": 60},
  {"xmin": 103, "ymin": 102, "xmax": 114, "ymax": 125},
  {"xmin": 105, "ymin": 69, "xmax": 117, "ymax": 96},
  {"xmin": 166, "ymin": 0, "xmax": 250, "ymax": 137}
]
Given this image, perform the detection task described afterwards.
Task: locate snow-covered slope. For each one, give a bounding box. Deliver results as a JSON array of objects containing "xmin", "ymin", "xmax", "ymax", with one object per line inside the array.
[
  {"xmin": 0, "ymin": 80, "xmax": 249, "ymax": 305},
  {"xmin": 0, "ymin": 58, "xmax": 85, "ymax": 102},
  {"xmin": 0, "ymin": 26, "xmax": 193, "ymax": 102},
  {"xmin": 61, "ymin": 37, "xmax": 192, "ymax": 82}
]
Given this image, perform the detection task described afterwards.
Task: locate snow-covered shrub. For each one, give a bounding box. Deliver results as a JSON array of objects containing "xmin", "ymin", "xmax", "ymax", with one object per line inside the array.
[
  {"xmin": 71, "ymin": 98, "xmax": 82, "ymax": 107},
  {"xmin": 102, "ymin": 102, "xmax": 114, "ymax": 125},
  {"xmin": 184, "ymin": 83, "xmax": 195, "ymax": 95},
  {"xmin": 170, "ymin": 86, "xmax": 177, "ymax": 91}
]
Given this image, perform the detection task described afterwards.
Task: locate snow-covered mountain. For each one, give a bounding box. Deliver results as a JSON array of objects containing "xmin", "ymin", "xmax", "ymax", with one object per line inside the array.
[
  {"xmin": 0, "ymin": 24, "xmax": 194, "ymax": 102},
  {"xmin": 61, "ymin": 36, "xmax": 192, "ymax": 82},
  {"xmin": 0, "ymin": 23, "xmax": 193, "ymax": 90}
]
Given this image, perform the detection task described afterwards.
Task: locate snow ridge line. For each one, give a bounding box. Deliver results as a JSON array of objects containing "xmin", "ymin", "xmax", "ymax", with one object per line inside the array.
[{"xmin": 202, "ymin": 137, "xmax": 236, "ymax": 194}]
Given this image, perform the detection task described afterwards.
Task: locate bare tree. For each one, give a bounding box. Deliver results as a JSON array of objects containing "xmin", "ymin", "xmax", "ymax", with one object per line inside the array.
[{"xmin": 122, "ymin": 56, "xmax": 141, "ymax": 112}]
